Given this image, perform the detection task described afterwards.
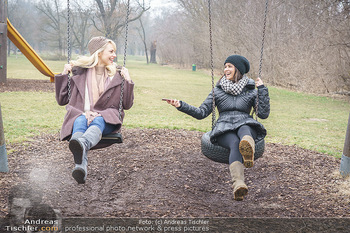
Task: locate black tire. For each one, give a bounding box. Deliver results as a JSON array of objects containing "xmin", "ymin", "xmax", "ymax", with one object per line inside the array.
[{"xmin": 201, "ymin": 131, "xmax": 265, "ymax": 164}]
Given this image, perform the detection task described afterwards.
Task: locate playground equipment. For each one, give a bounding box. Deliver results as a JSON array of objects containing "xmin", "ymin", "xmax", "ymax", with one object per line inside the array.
[
  {"xmin": 339, "ymin": 112, "xmax": 350, "ymax": 177},
  {"xmin": 0, "ymin": 105, "xmax": 8, "ymax": 172},
  {"xmin": 200, "ymin": 0, "xmax": 269, "ymax": 164},
  {"xmin": 0, "ymin": 1, "xmax": 7, "ymax": 172},
  {"xmin": 0, "ymin": 16, "xmax": 55, "ymax": 172},
  {"xmin": 7, "ymin": 18, "xmax": 56, "ymax": 82}
]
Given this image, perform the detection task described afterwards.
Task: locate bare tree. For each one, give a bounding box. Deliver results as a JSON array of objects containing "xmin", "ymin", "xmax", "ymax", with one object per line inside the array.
[
  {"xmin": 92, "ymin": 0, "xmax": 150, "ymax": 41},
  {"xmin": 155, "ymin": 0, "xmax": 350, "ymax": 95},
  {"xmin": 68, "ymin": 0, "xmax": 94, "ymax": 55},
  {"xmin": 8, "ymin": 0, "xmax": 39, "ymax": 55},
  {"xmin": 137, "ymin": 17, "xmax": 149, "ymax": 63},
  {"xmin": 264, "ymin": 0, "xmax": 350, "ymax": 93},
  {"xmin": 36, "ymin": 0, "xmax": 65, "ymax": 58}
]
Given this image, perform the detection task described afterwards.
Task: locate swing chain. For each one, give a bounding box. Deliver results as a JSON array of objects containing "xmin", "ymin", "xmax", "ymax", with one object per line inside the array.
[
  {"xmin": 118, "ymin": 0, "xmax": 130, "ymax": 121},
  {"xmin": 258, "ymin": 0, "xmax": 269, "ymax": 79},
  {"xmin": 255, "ymin": 0, "xmax": 269, "ymax": 120},
  {"xmin": 208, "ymin": 0, "xmax": 216, "ymax": 129},
  {"xmin": 123, "ymin": 0, "xmax": 130, "ymax": 67},
  {"xmin": 67, "ymin": 0, "xmax": 72, "ymax": 100}
]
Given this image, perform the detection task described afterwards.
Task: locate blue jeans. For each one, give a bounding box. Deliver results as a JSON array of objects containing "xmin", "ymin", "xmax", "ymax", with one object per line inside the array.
[{"xmin": 72, "ymin": 115, "xmax": 117, "ymax": 136}]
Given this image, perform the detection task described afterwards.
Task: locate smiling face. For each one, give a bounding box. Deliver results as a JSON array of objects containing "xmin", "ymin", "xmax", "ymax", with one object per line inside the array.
[
  {"xmin": 224, "ymin": 62, "xmax": 236, "ymax": 81},
  {"xmin": 98, "ymin": 43, "xmax": 116, "ymax": 66}
]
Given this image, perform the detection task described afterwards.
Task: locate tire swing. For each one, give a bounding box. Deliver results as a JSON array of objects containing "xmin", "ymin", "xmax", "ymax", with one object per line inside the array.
[
  {"xmin": 201, "ymin": 0, "xmax": 269, "ymax": 164},
  {"xmin": 66, "ymin": 0, "xmax": 131, "ymax": 149}
]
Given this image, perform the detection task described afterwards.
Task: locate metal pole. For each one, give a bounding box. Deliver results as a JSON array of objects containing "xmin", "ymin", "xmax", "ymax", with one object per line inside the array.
[
  {"xmin": 0, "ymin": 105, "xmax": 8, "ymax": 172},
  {"xmin": 0, "ymin": 0, "xmax": 8, "ymax": 84},
  {"xmin": 340, "ymin": 112, "xmax": 350, "ymax": 177}
]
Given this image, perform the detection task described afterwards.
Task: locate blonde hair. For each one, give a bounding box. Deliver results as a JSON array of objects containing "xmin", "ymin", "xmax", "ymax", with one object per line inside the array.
[{"xmin": 71, "ymin": 40, "xmax": 118, "ymax": 77}]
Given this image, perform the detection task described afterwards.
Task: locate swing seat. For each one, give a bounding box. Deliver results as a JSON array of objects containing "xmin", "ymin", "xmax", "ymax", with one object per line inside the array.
[
  {"xmin": 91, "ymin": 133, "xmax": 123, "ymax": 150},
  {"xmin": 101, "ymin": 133, "xmax": 123, "ymax": 144},
  {"xmin": 200, "ymin": 131, "xmax": 265, "ymax": 164}
]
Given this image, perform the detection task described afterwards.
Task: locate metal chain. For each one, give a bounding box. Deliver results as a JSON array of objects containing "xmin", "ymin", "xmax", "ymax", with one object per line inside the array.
[
  {"xmin": 258, "ymin": 0, "xmax": 269, "ymax": 79},
  {"xmin": 118, "ymin": 0, "xmax": 130, "ymax": 121},
  {"xmin": 67, "ymin": 0, "xmax": 72, "ymax": 100},
  {"xmin": 208, "ymin": 0, "xmax": 216, "ymax": 129},
  {"xmin": 123, "ymin": 0, "xmax": 130, "ymax": 67},
  {"xmin": 255, "ymin": 0, "xmax": 269, "ymax": 120}
]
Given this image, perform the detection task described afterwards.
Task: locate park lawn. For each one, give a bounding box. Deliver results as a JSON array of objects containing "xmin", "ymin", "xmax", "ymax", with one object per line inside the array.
[
  {"xmin": 1, "ymin": 55, "xmax": 349, "ymax": 157},
  {"xmin": 6, "ymin": 55, "xmax": 64, "ymax": 80}
]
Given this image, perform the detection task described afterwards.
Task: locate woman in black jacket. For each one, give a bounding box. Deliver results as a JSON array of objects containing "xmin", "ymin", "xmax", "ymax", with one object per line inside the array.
[{"xmin": 165, "ymin": 55, "xmax": 270, "ymax": 201}]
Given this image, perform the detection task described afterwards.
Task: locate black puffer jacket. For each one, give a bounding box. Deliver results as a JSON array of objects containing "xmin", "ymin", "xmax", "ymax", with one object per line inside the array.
[{"xmin": 177, "ymin": 78, "xmax": 270, "ymax": 144}]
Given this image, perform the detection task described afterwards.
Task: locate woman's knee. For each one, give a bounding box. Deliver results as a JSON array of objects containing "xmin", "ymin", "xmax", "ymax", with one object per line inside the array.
[
  {"xmin": 237, "ymin": 125, "xmax": 257, "ymax": 139},
  {"xmin": 73, "ymin": 115, "xmax": 88, "ymax": 133},
  {"xmin": 74, "ymin": 115, "xmax": 87, "ymax": 125},
  {"xmin": 90, "ymin": 116, "xmax": 106, "ymax": 132},
  {"xmin": 217, "ymin": 132, "xmax": 240, "ymax": 149}
]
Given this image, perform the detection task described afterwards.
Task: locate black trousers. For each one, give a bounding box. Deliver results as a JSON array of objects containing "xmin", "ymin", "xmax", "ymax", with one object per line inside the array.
[{"xmin": 216, "ymin": 125, "xmax": 257, "ymax": 164}]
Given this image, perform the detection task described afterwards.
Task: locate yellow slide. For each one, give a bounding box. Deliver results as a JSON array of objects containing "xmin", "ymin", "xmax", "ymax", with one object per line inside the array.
[{"xmin": 7, "ymin": 18, "xmax": 56, "ymax": 82}]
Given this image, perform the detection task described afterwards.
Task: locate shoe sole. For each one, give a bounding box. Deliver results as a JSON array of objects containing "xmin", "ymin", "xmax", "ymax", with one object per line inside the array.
[
  {"xmin": 69, "ymin": 139, "xmax": 84, "ymax": 164},
  {"xmin": 234, "ymin": 187, "xmax": 248, "ymax": 201},
  {"xmin": 239, "ymin": 136, "xmax": 255, "ymax": 168},
  {"xmin": 72, "ymin": 167, "xmax": 86, "ymax": 184}
]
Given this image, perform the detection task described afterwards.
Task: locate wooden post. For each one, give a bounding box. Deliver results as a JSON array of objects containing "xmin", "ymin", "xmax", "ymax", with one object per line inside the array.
[
  {"xmin": 340, "ymin": 112, "xmax": 350, "ymax": 177},
  {"xmin": 0, "ymin": 0, "xmax": 7, "ymax": 84},
  {"xmin": 0, "ymin": 2, "xmax": 8, "ymax": 172},
  {"xmin": 0, "ymin": 105, "xmax": 8, "ymax": 172}
]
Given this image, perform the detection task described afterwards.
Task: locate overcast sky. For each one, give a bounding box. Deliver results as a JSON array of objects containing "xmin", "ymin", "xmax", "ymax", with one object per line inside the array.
[
  {"xmin": 149, "ymin": 0, "xmax": 174, "ymax": 8},
  {"xmin": 149, "ymin": 0, "xmax": 178, "ymax": 15}
]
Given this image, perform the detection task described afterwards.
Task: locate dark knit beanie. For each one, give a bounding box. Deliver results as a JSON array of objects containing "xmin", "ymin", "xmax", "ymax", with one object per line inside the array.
[
  {"xmin": 88, "ymin": 36, "xmax": 109, "ymax": 55},
  {"xmin": 224, "ymin": 55, "xmax": 250, "ymax": 75}
]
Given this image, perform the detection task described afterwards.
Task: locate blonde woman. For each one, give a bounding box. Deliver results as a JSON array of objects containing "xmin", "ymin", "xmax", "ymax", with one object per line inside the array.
[{"xmin": 55, "ymin": 36, "xmax": 134, "ymax": 184}]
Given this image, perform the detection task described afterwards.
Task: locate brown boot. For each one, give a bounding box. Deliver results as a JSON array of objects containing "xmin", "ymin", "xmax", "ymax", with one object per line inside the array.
[
  {"xmin": 239, "ymin": 135, "xmax": 255, "ymax": 168},
  {"xmin": 229, "ymin": 161, "xmax": 248, "ymax": 201}
]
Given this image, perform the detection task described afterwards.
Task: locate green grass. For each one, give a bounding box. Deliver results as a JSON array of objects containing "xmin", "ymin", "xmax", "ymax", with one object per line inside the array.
[
  {"xmin": 261, "ymin": 88, "xmax": 349, "ymax": 156},
  {"xmin": 2, "ymin": 54, "xmax": 350, "ymax": 157},
  {"xmin": 7, "ymin": 55, "xmax": 65, "ymax": 80},
  {"xmin": 123, "ymin": 60, "xmax": 213, "ymax": 131},
  {"xmin": 0, "ymin": 92, "xmax": 66, "ymax": 144}
]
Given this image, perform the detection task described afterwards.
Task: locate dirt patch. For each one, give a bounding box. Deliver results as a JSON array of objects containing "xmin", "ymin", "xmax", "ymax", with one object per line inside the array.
[
  {"xmin": 0, "ymin": 128, "xmax": 349, "ymax": 218},
  {"xmin": 0, "ymin": 79, "xmax": 349, "ymax": 219},
  {"xmin": 0, "ymin": 79, "xmax": 54, "ymax": 92}
]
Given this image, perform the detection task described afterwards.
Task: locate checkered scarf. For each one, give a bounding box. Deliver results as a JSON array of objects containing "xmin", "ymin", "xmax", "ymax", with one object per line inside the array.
[{"xmin": 220, "ymin": 75, "xmax": 249, "ymax": 96}]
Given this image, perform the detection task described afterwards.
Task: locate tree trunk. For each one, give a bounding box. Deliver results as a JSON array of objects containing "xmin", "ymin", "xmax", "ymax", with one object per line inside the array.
[
  {"xmin": 150, "ymin": 40, "xmax": 157, "ymax": 64},
  {"xmin": 138, "ymin": 18, "xmax": 149, "ymax": 64}
]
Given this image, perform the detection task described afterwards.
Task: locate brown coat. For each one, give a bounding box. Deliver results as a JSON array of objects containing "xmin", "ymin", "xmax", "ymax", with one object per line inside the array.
[{"xmin": 55, "ymin": 67, "xmax": 134, "ymax": 141}]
